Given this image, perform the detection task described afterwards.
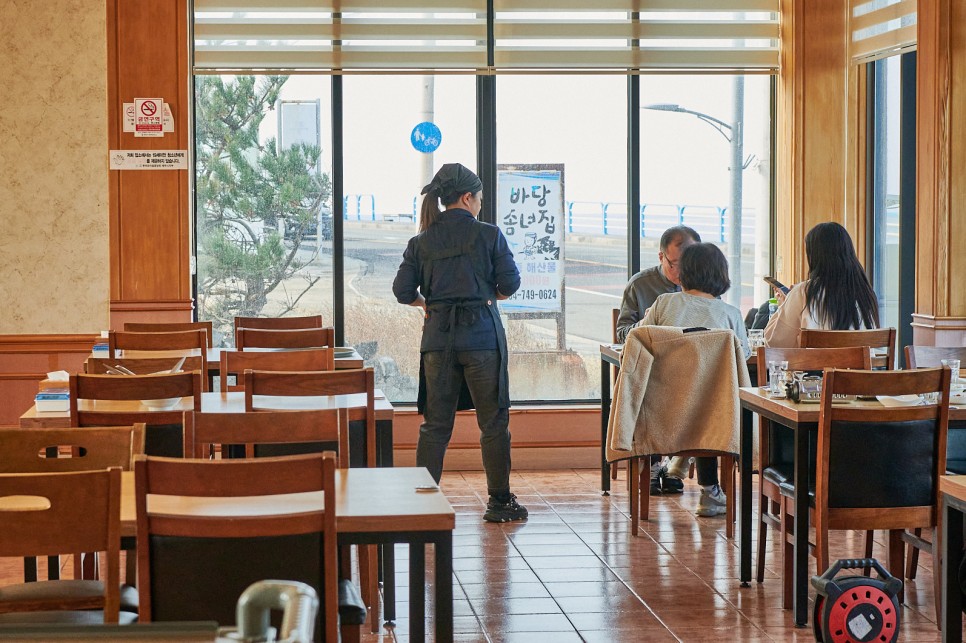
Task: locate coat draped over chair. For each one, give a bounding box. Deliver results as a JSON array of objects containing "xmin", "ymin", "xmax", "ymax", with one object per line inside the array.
[{"xmin": 606, "ymin": 326, "xmax": 751, "ymax": 462}]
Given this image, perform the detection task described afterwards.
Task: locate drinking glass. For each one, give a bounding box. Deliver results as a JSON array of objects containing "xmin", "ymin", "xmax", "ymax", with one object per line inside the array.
[
  {"xmin": 941, "ymin": 359, "xmax": 961, "ymax": 383},
  {"xmin": 748, "ymin": 329, "xmax": 764, "ymax": 352}
]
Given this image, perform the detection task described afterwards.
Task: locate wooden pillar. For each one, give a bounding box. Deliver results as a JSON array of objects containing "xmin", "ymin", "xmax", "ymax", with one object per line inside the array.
[
  {"xmin": 912, "ymin": 0, "xmax": 966, "ymax": 346},
  {"xmin": 106, "ymin": 0, "xmax": 192, "ymax": 328},
  {"xmin": 776, "ymin": 0, "xmax": 852, "ymax": 283}
]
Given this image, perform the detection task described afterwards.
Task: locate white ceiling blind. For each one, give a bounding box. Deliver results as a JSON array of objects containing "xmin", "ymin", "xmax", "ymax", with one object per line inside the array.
[
  {"xmin": 193, "ymin": 0, "xmax": 488, "ymax": 72},
  {"xmin": 193, "ymin": 0, "xmax": 779, "ymax": 74},
  {"xmin": 493, "ymin": 0, "xmax": 779, "ymax": 72},
  {"xmin": 850, "ymin": 0, "xmax": 916, "ymax": 63}
]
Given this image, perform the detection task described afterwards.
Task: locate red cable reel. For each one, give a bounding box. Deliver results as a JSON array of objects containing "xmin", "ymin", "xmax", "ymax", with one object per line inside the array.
[{"xmin": 812, "ymin": 558, "xmax": 902, "ymax": 643}]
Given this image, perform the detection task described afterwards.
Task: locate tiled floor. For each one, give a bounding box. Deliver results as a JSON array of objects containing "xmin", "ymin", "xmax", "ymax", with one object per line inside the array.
[
  {"xmin": 0, "ymin": 468, "xmax": 951, "ymax": 642},
  {"xmin": 360, "ymin": 468, "xmax": 948, "ymax": 642}
]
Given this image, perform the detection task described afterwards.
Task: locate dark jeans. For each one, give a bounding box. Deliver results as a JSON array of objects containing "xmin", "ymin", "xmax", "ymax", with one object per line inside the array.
[
  {"xmin": 695, "ymin": 457, "xmax": 719, "ymax": 487},
  {"xmin": 417, "ymin": 350, "xmax": 512, "ymax": 499}
]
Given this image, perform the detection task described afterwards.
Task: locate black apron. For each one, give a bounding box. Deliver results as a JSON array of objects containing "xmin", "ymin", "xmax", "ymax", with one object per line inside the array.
[{"xmin": 415, "ymin": 225, "xmax": 510, "ymax": 415}]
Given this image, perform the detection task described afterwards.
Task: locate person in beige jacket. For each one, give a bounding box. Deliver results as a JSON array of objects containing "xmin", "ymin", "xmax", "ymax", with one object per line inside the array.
[{"xmin": 615, "ymin": 243, "xmax": 751, "ymax": 517}]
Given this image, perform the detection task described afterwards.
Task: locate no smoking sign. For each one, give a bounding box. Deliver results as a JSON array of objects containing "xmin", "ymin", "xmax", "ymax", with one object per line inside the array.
[{"xmin": 134, "ymin": 98, "xmax": 164, "ymax": 137}]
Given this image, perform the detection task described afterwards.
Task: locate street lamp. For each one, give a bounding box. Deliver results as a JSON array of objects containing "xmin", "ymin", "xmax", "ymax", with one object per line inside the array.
[{"xmin": 643, "ymin": 92, "xmax": 745, "ymax": 310}]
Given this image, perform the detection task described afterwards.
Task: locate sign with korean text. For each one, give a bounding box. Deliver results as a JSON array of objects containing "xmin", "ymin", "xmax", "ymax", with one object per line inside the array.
[
  {"xmin": 124, "ymin": 102, "xmax": 174, "ymax": 133},
  {"xmin": 109, "ymin": 150, "xmax": 188, "ymax": 170},
  {"xmin": 497, "ymin": 168, "xmax": 564, "ymax": 313},
  {"xmin": 134, "ymin": 98, "xmax": 164, "ymax": 137}
]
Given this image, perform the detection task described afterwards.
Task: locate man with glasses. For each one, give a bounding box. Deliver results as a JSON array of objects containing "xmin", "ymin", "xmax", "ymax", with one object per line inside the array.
[{"xmin": 615, "ymin": 225, "xmax": 701, "ymax": 495}]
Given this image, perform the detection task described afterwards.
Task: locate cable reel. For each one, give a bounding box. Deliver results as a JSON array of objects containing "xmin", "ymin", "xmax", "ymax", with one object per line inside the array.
[{"xmin": 812, "ymin": 558, "xmax": 902, "ymax": 643}]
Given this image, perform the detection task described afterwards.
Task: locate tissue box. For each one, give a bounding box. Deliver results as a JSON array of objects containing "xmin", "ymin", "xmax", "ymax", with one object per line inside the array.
[
  {"xmin": 38, "ymin": 379, "xmax": 69, "ymax": 392},
  {"xmin": 35, "ymin": 391, "xmax": 69, "ymax": 412}
]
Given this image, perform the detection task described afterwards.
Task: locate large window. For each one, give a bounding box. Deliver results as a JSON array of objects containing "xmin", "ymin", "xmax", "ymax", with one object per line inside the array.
[
  {"xmin": 195, "ymin": 75, "xmax": 333, "ymax": 347},
  {"xmin": 867, "ymin": 52, "xmax": 916, "ymax": 358},
  {"xmin": 342, "ymin": 75, "xmax": 477, "ymax": 402},
  {"xmin": 496, "ymin": 75, "xmax": 628, "ymax": 402},
  {"xmin": 640, "ymin": 75, "xmax": 773, "ymax": 316}
]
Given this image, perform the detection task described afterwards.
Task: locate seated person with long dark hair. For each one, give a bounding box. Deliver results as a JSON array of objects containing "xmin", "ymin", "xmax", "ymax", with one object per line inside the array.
[
  {"xmin": 764, "ymin": 221, "xmax": 879, "ymax": 347},
  {"xmin": 637, "ymin": 242, "xmax": 750, "ymax": 517}
]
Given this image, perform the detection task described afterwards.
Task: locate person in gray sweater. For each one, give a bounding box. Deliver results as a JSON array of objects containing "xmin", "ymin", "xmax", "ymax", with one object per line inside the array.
[
  {"xmin": 616, "ymin": 226, "xmax": 702, "ymax": 494},
  {"xmin": 640, "ymin": 242, "xmax": 750, "ymax": 517}
]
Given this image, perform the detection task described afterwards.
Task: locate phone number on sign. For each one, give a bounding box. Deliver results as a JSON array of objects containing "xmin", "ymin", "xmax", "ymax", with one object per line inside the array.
[{"xmin": 512, "ymin": 289, "xmax": 558, "ymax": 301}]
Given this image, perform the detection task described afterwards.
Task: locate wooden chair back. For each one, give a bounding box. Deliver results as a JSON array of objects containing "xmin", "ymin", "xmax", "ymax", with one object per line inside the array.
[
  {"xmin": 69, "ymin": 372, "xmax": 203, "ymax": 458},
  {"xmin": 0, "ymin": 468, "xmax": 122, "ymax": 622},
  {"xmin": 219, "ymin": 348, "xmax": 335, "ymax": 392},
  {"xmin": 183, "ymin": 409, "xmax": 348, "ymax": 465},
  {"xmin": 799, "ymin": 327, "xmax": 897, "ymax": 369},
  {"xmin": 755, "ymin": 346, "xmax": 873, "ymax": 386},
  {"xmin": 813, "ymin": 367, "xmax": 951, "ymax": 567},
  {"xmin": 134, "ymin": 453, "xmax": 338, "ymax": 642},
  {"xmin": 905, "ymin": 345, "xmax": 966, "ymax": 369},
  {"xmin": 124, "ymin": 322, "xmax": 213, "ymax": 348},
  {"xmin": 244, "ymin": 368, "xmax": 376, "ymax": 466},
  {"xmin": 108, "ymin": 330, "xmax": 208, "ymax": 358},
  {"xmin": 236, "ymin": 327, "xmax": 335, "ymax": 351},
  {"xmin": 87, "ymin": 356, "xmax": 205, "ymax": 378},
  {"xmin": 234, "ymin": 314, "xmax": 323, "ymax": 335},
  {"xmin": 0, "ymin": 426, "xmax": 145, "ymax": 473}
]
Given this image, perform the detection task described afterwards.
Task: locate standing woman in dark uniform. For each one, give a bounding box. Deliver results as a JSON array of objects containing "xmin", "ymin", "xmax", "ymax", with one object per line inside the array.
[{"xmin": 393, "ymin": 163, "xmax": 528, "ymax": 523}]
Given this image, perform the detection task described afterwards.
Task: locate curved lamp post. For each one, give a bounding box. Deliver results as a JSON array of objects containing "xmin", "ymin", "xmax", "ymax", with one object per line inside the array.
[{"xmin": 643, "ymin": 93, "xmax": 745, "ymax": 310}]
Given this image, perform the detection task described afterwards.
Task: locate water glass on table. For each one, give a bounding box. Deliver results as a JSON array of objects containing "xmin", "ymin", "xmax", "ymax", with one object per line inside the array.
[
  {"xmin": 767, "ymin": 360, "xmax": 789, "ymax": 396},
  {"xmin": 942, "ymin": 359, "xmax": 963, "ymax": 395}
]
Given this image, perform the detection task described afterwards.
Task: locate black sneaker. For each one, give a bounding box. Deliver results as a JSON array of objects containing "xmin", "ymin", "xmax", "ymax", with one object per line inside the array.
[
  {"xmin": 483, "ymin": 494, "xmax": 528, "ymax": 523},
  {"xmin": 650, "ymin": 466, "xmax": 684, "ymax": 495}
]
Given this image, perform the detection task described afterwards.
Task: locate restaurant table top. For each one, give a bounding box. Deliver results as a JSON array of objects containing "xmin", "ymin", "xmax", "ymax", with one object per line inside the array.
[
  {"xmin": 20, "ymin": 390, "xmax": 394, "ymax": 429},
  {"xmin": 739, "ymin": 385, "xmax": 966, "ymax": 422},
  {"xmin": 121, "ymin": 467, "xmax": 454, "ymax": 539}
]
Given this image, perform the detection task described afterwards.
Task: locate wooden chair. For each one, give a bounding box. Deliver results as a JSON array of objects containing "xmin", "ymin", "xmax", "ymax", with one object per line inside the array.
[
  {"xmin": 903, "ymin": 345, "xmax": 966, "ymax": 580},
  {"xmin": 235, "ymin": 327, "xmax": 335, "ymax": 350},
  {"xmin": 183, "ymin": 409, "xmax": 348, "ymax": 465},
  {"xmin": 244, "ymin": 368, "xmax": 376, "ymax": 467},
  {"xmin": 107, "ymin": 330, "xmax": 208, "ymax": 360},
  {"xmin": 219, "ymin": 348, "xmax": 334, "ymax": 392},
  {"xmin": 233, "ymin": 314, "xmax": 323, "ymax": 336},
  {"xmin": 777, "ymin": 367, "xmax": 950, "ymax": 621},
  {"xmin": 754, "ymin": 347, "xmax": 871, "ymax": 584},
  {"xmin": 134, "ymin": 453, "xmax": 359, "ymax": 642},
  {"xmin": 87, "ymin": 356, "xmax": 204, "ymax": 379},
  {"xmin": 124, "ymin": 322, "xmax": 213, "ymax": 348},
  {"xmin": 800, "ymin": 327, "xmax": 897, "ymax": 369},
  {"xmin": 70, "ymin": 373, "xmax": 203, "ymax": 458},
  {"xmin": 0, "ymin": 426, "xmax": 144, "ymax": 606},
  {"xmin": 0, "ymin": 468, "xmax": 128, "ymax": 624}
]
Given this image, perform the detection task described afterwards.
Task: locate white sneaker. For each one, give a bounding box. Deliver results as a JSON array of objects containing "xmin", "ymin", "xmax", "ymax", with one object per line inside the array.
[
  {"xmin": 696, "ymin": 485, "xmax": 727, "ymax": 517},
  {"xmin": 666, "ymin": 456, "xmax": 692, "ymax": 480}
]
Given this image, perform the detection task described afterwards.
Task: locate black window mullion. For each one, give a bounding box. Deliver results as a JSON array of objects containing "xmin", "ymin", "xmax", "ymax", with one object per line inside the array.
[
  {"xmin": 331, "ymin": 74, "xmax": 345, "ymax": 346},
  {"xmin": 627, "ymin": 74, "xmax": 641, "ymax": 277},
  {"xmin": 898, "ymin": 51, "xmax": 916, "ymax": 365}
]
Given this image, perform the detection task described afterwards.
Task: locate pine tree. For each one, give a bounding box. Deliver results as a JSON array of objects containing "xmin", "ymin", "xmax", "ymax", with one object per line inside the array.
[{"xmin": 194, "ymin": 76, "xmax": 330, "ymax": 343}]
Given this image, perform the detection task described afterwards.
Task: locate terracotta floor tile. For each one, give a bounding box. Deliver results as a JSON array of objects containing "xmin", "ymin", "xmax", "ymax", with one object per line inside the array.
[
  {"xmin": 471, "ymin": 596, "xmax": 563, "ymax": 616},
  {"xmin": 477, "ymin": 612, "xmax": 576, "ymax": 633}
]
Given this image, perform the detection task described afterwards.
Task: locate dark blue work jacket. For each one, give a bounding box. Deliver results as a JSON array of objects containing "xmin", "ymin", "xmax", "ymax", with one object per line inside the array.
[{"xmin": 392, "ymin": 208, "xmax": 520, "ymax": 411}]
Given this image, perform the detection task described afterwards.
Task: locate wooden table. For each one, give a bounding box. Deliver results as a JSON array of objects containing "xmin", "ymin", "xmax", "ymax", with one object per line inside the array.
[
  {"xmin": 90, "ymin": 347, "xmax": 366, "ymax": 374},
  {"xmin": 738, "ymin": 388, "xmax": 966, "ymax": 627},
  {"xmin": 118, "ymin": 467, "xmax": 454, "ymax": 642},
  {"xmin": 942, "ymin": 475, "xmax": 966, "ymax": 641}
]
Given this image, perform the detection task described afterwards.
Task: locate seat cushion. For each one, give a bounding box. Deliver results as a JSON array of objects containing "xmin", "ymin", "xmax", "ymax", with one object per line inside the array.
[
  {"xmin": 0, "ymin": 581, "xmax": 138, "ymax": 613},
  {"xmin": 761, "ymin": 463, "xmax": 792, "ymax": 487},
  {"xmin": 337, "ymin": 579, "xmax": 367, "ymax": 626},
  {"xmin": 0, "ymin": 610, "xmax": 138, "ymax": 625}
]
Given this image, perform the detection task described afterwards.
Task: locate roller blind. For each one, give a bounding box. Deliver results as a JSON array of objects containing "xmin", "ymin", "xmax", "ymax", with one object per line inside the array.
[
  {"xmin": 193, "ymin": 0, "xmax": 779, "ymax": 74},
  {"xmin": 850, "ymin": 0, "xmax": 916, "ymax": 63},
  {"xmin": 493, "ymin": 0, "xmax": 779, "ymax": 72}
]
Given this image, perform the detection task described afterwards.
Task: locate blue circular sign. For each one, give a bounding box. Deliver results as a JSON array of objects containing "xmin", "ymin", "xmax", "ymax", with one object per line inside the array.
[{"xmin": 411, "ymin": 121, "xmax": 442, "ymax": 153}]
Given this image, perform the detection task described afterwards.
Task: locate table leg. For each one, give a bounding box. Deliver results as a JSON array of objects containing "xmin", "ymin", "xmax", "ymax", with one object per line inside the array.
[
  {"xmin": 409, "ymin": 542, "xmax": 426, "ymax": 643},
  {"xmin": 383, "ymin": 543, "xmax": 396, "ymax": 624},
  {"xmin": 434, "ymin": 533, "xmax": 453, "ymax": 643},
  {"xmin": 739, "ymin": 406, "xmax": 753, "ymax": 586},
  {"xmin": 793, "ymin": 422, "xmax": 809, "ymax": 627},
  {"xmin": 943, "ymin": 496, "xmax": 964, "ymax": 642},
  {"xmin": 601, "ymin": 355, "xmax": 611, "ymax": 495}
]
